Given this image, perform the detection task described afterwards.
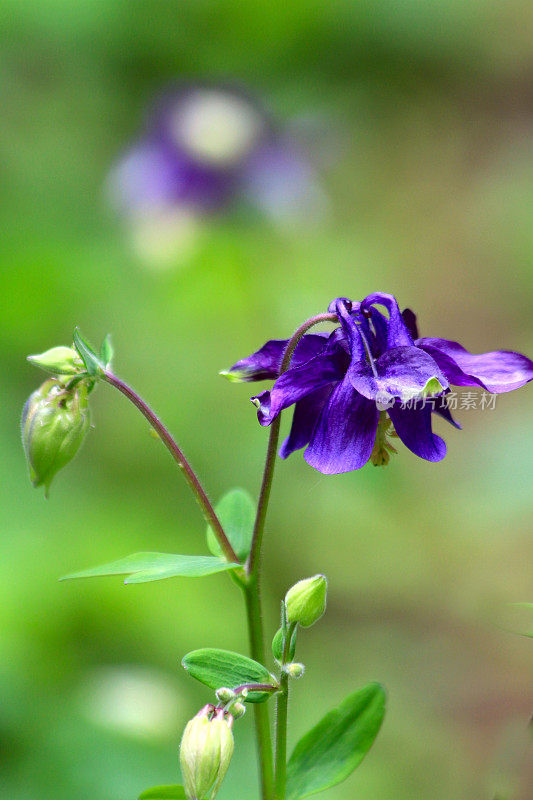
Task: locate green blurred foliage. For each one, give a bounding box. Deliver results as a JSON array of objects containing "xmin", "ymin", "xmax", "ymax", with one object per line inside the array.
[{"xmin": 1, "ymin": 1, "xmax": 532, "ymax": 798}]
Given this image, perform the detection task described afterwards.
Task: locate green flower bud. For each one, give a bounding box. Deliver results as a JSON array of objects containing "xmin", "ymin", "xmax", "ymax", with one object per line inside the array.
[
  {"xmin": 27, "ymin": 346, "xmax": 83, "ymax": 375},
  {"xmin": 179, "ymin": 705, "xmax": 234, "ymax": 800},
  {"xmin": 230, "ymin": 701, "xmax": 246, "ymax": 719},
  {"xmin": 215, "ymin": 687, "xmax": 235, "ymax": 704},
  {"xmin": 284, "ymin": 662, "xmax": 305, "ymax": 679},
  {"xmin": 285, "ymin": 574, "xmax": 327, "ymax": 628},
  {"xmin": 22, "ymin": 378, "xmax": 91, "ymax": 496}
]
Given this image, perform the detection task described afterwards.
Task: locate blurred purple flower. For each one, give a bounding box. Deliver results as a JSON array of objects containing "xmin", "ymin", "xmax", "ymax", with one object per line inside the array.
[
  {"xmin": 108, "ymin": 82, "xmax": 325, "ymax": 262},
  {"xmin": 225, "ymin": 293, "xmax": 533, "ymax": 474}
]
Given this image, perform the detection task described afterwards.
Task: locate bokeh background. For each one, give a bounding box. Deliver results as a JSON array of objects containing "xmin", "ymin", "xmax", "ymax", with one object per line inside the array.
[{"xmin": 1, "ymin": 2, "xmax": 532, "ymax": 799}]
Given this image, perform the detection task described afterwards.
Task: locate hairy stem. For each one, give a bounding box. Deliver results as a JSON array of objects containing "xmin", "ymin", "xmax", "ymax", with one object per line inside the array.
[
  {"xmin": 244, "ymin": 578, "xmax": 275, "ymax": 800},
  {"xmin": 103, "ymin": 370, "xmax": 239, "ymax": 565},
  {"xmin": 242, "ymin": 311, "xmax": 337, "ymax": 800},
  {"xmin": 274, "ymin": 670, "xmax": 289, "ymax": 799},
  {"xmin": 274, "ymin": 623, "xmax": 296, "ymax": 800},
  {"xmin": 246, "ymin": 312, "xmax": 337, "ymax": 578}
]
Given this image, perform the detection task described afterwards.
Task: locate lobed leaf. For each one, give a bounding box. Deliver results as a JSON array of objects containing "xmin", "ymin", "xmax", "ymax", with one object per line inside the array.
[
  {"xmin": 139, "ymin": 787, "xmax": 188, "ymax": 800},
  {"xmin": 61, "ymin": 552, "xmax": 239, "ymax": 584},
  {"xmin": 286, "ymin": 682, "xmax": 386, "ymax": 799},
  {"xmin": 206, "ymin": 488, "xmax": 255, "ymax": 562},
  {"xmin": 181, "ymin": 648, "xmax": 273, "ymax": 703}
]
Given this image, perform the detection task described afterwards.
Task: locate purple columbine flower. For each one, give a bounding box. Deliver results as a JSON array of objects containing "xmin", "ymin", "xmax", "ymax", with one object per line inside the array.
[
  {"xmin": 224, "ymin": 293, "xmax": 533, "ymax": 474},
  {"xmin": 109, "ymin": 82, "xmax": 322, "ymax": 221}
]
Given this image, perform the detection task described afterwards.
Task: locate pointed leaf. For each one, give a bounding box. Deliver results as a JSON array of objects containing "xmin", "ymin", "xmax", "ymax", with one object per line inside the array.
[
  {"xmin": 61, "ymin": 553, "xmax": 239, "ymax": 584},
  {"xmin": 286, "ymin": 683, "xmax": 386, "ymax": 800},
  {"xmin": 182, "ymin": 648, "xmax": 273, "ymax": 703},
  {"xmin": 139, "ymin": 787, "xmax": 188, "ymax": 800},
  {"xmin": 206, "ymin": 488, "xmax": 255, "ymax": 561},
  {"xmin": 73, "ymin": 327, "xmax": 104, "ymax": 377},
  {"xmin": 100, "ymin": 334, "xmax": 114, "ymax": 368}
]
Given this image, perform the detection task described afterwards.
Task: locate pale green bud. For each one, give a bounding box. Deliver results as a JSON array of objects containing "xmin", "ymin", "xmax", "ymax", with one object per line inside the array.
[
  {"xmin": 27, "ymin": 346, "xmax": 83, "ymax": 375},
  {"xmin": 22, "ymin": 378, "xmax": 91, "ymax": 496},
  {"xmin": 284, "ymin": 662, "xmax": 305, "ymax": 679},
  {"xmin": 215, "ymin": 687, "xmax": 235, "ymax": 704},
  {"xmin": 285, "ymin": 574, "xmax": 327, "ymax": 628},
  {"xmin": 230, "ymin": 701, "xmax": 246, "ymax": 719},
  {"xmin": 180, "ymin": 705, "xmax": 234, "ymax": 800}
]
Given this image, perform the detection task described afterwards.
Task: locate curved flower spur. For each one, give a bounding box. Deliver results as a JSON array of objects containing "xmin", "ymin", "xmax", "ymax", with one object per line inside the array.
[{"xmin": 224, "ymin": 292, "xmax": 533, "ymax": 474}]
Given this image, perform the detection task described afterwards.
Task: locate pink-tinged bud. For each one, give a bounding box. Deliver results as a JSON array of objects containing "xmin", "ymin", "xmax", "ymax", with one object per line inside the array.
[{"xmin": 179, "ymin": 705, "xmax": 234, "ymax": 800}]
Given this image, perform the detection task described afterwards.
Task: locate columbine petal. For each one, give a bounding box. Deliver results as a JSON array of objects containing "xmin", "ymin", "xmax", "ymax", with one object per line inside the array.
[
  {"xmin": 433, "ymin": 395, "xmax": 462, "ymax": 429},
  {"xmin": 361, "ymin": 292, "xmax": 414, "ymax": 348},
  {"xmin": 387, "ymin": 404, "xmax": 446, "ymax": 462},
  {"xmin": 224, "ymin": 333, "xmax": 328, "ymax": 382},
  {"xmin": 401, "ymin": 308, "xmax": 419, "ymax": 340},
  {"xmin": 348, "ymin": 346, "xmax": 448, "ymax": 402},
  {"xmin": 279, "ymin": 386, "xmax": 334, "ymax": 459},
  {"xmin": 304, "ymin": 378, "xmax": 379, "ymax": 474},
  {"xmin": 252, "ymin": 347, "xmax": 349, "ymax": 425},
  {"xmin": 416, "ymin": 338, "xmax": 533, "ymax": 393}
]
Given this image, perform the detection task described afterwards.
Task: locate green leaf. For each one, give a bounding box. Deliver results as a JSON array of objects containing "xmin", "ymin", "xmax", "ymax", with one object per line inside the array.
[
  {"xmin": 206, "ymin": 488, "xmax": 255, "ymax": 562},
  {"xmin": 73, "ymin": 327, "xmax": 104, "ymax": 377},
  {"xmin": 139, "ymin": 787, "xmax": 187, "ymax": 800},
  {"xmin": 182, "ymin": 648, "xmax": 274, "ymax": 703},
  {"xmin": 60, "ymin": 553, "xmax": 239, "ymax": 584},
  {"xmin": 100, "ymin": 333, "xmax": 114, "ymax": 368},
  {"xmin": 286, "ymin": 683, "xmax": 386, "ymax": 800}
]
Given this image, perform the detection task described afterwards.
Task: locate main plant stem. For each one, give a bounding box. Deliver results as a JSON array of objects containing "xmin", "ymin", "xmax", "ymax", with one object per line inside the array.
[
  {"xmin": 244, "ymin": 312, "xmax": 337, "ymax": 800},
  {"xmin": 103, "ymin": 371, "xmax": 239, "ymax": 565}
]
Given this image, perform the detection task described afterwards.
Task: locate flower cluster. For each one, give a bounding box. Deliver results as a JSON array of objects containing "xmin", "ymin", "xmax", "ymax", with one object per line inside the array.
[{"xmin": 226, "ymin": 292, "xmax": 533, "ymax": 474}]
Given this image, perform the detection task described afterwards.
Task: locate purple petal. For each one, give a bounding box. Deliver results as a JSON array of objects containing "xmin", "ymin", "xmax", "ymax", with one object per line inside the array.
[
  {"xmin": 402, "ymin": 308, "xmax": 419, "ymax": 340},
  {"xmin": 348, "ymin": 346, "xmax": 448, "ymax": 401},
  {"xmin": 252, "ymin": 348, "xmax": 348, "ymax": 425},
  {"xmin": 225, "ymin": 333, "xmax": 328, "ymax": 382},
  {"xmin": 433, "ymin": 395, "xmax": 462, "ymax": 430},
  {"xmin": 279, "ymin": 386, "xmax": 334, "ymax": 458},
  {"xmin": 417, "ymin": 338, "xmax": 533, "ymax": 394},
  {"xmin": 304, "ymin": 378, "xmax": 379, "ymax": 474},
  {"xmin": 387, "ymin": 404, "xmax": 447, "ymax": 462},
  {"xmin": 360, "ymin": 292, "xmax": 414, "ymax": 348}
]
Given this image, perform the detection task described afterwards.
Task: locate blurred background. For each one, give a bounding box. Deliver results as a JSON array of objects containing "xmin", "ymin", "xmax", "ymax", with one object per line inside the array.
[{"xmin": 1, "ymin": 1, "xmax": 532, "ymax": 798}]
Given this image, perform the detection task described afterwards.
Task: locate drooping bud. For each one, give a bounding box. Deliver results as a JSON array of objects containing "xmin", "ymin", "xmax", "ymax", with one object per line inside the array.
[
  {"xmin": 284, "ymin": 662, "xmax": 305, "ymax": 679},
  {"xmin": 179, "ymin": 705, "xmax": 234, "ymax": 800},
  {"xmin": 27, "ymin": 346, "xmax": 83, "ymax": 376},
  {"xmin": 22, "ymin": 378, "xmax": 91, "ymax": 496},
  {"xmin": 285, "ymin": 574, "xmax": 327, "ymax": 628}
]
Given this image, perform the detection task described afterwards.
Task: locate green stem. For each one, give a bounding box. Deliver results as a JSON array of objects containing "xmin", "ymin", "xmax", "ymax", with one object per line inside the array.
[
  {"xmin": 103, "ymin": 370, "xmax": 240, "ymax": 565},
  {"xmin": 246, "ymin": 312, "xmax": 337, "ymax": 579},
  {"xmin": 274, "ymin": 671, "xmax": 289, "ymax": 799},
  {"xmin": 274, "ymin": 621, "xmax": 296, "ymax": 800},
  {"xmin": 242, "ymin": 311, "xmax": 337, "ymax": 800},
  {"xmin": 244, "ymin": 578, "xmax": 275, "ymax": 800}
]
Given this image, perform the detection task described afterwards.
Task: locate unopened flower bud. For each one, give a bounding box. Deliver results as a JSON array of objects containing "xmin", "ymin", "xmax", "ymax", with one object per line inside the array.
[
  {"xmin": 179, "ymin": 705, "xmax": 234, "ymax": 800},
  {"xmin": 284, "ymin": 662, "xmax": 305, "ymax": 679},
  {"xmin": 285, "ymin": 574, "xmax": 327, "ymax": 628},
  {"xmin": 230, "ymin": 701, "xmax": 246, "ymax": 719},
  {"xmin": 22, "ymin": 378, "xmax": 91, "ymax": 496},
  {"xmin": 215, "ymin": 687, "xmax": 235, "ymax": 704},
  {"xmin": 27, "ymin": 346, "xmax": 82, "ymax": 375}
]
